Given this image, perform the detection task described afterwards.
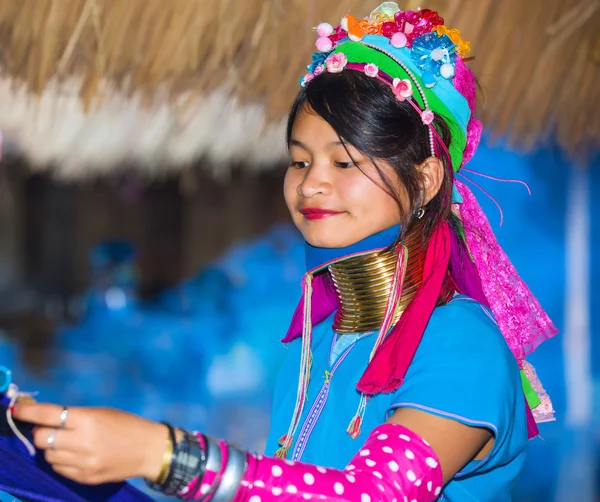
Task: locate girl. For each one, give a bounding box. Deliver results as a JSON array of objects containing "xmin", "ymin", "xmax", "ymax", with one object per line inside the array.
[{"xmin": 12, "ymin": 3, "xmax": 556, "ymax": 501}]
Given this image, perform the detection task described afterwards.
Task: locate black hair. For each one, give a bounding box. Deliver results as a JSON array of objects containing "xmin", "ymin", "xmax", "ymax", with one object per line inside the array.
[{"xmin": 286, "ymin": 70, "xmax": 456, "ymax": 244}]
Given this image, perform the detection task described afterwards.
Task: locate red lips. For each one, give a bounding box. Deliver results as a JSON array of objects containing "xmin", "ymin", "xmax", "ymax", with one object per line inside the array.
[{"xmin": 300, "ymin": 208, "xmax": 344, "ymax": 220}]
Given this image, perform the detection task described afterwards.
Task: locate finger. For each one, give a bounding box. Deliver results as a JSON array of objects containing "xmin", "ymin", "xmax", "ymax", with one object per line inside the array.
[
  {"xmin": 33, "ymin": 426, "xmax": 61, "ymax": 451},
  {"xmin": 34, "ymin": 427, "xmax": 82, "ymax": 452},
  {"xmin": 12, "ymin": 402, "xmax": 70, "ymax": 428}
]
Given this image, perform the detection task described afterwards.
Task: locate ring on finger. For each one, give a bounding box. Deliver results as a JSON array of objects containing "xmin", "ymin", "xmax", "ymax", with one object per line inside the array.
[
  {"xmin": 47, "ymin": 428, "xmax": 58, "ymax": 450},
  {"xmin": 59, "ymin": 406, "xmax": 69, "ymax": 429}
]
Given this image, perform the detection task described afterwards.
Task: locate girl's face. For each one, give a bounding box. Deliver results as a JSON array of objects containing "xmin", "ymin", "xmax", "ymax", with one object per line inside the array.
[{"xmin": 284, "ymin": 107, "xmax": 402, "ymax": 248}]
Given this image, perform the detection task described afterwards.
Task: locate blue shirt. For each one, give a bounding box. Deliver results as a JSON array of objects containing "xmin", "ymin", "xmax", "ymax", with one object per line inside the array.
[{"xmin": 266, "ymin": 295, "xmax": 528, "ymax": 501}]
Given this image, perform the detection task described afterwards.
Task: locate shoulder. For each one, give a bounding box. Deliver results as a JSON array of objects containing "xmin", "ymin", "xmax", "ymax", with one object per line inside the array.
[
  {"xmin": 386, "ymin": 297, "xmax": 528, "ymax": 481},
  {"xmin": 405, "ymin": 295, "xmax": 520, "ymax": 389},
  {"xmin": 423, "ymin": 295, "xmax": 512, "ymax": 360},
  {"xmin": 430, "ymin": 295, "xmax": 498, "ymax": 335},
  {"xmin": 393, "ymin": 295, "xmax": 525, "ymax": 437}
]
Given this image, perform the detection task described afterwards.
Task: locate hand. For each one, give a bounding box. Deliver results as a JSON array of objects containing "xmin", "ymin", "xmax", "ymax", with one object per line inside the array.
[{"xmin": 12, "ymin": 402, "xmax": 169, "ymax": 485}]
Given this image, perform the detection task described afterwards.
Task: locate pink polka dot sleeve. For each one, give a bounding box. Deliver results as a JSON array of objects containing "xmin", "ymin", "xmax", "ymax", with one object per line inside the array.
[{"xmin": 178, "ymin": 423, "xmax": 443, "ymax": 501}]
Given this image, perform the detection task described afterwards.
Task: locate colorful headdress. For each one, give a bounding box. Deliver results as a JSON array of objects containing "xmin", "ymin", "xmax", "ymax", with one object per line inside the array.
[
  {"xmin": 276, "ymin": 3, "xmax": 557, "ymax": 459},
  {"xmin": 301, "ymin": 2, "xmax": 479, "ymax": 176}
]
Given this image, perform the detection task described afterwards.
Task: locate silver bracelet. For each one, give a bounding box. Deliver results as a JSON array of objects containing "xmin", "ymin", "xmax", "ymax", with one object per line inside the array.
[
  {"xmin": 210, "ymin": 443, "xmax": 248, "ymax": 502},
  {"xmin": 197, "ymin": 435, "xmax": 224, "ymax": 501}
]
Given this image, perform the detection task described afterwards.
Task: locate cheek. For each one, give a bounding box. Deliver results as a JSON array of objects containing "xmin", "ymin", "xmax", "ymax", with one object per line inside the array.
[
  {"xmin": 337, "ymin": 174, "xmax": 391, "ymax": 214},
  {"xmin": 348, "ymin": 175, "xmax": 401, "ymax": 226},
  {"xmin": 380, "ymin": 193, "xmax": 402, "ymax": 224},
  {"xmin": 335, "ymin": 172, "xmax": 368, "ymax": 205},
  {"xmin": 283, "ymin": 170, "xmax": 298, "ymax": 211},
  {"xmin": 359, "ymin": 168, "xmax": 403, "ymax": 220}
]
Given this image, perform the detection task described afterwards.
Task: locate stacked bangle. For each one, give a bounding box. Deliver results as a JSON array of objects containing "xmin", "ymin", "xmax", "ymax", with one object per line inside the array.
[
  {"xmin": 146, "ymin": 426, "xmax": 208, "ymax": 497},
  {"xmin": 163, "ymin": 431, "xmax": 207, "ymax": 496},
  {"xmin": 155, "ymin": 422, "xmax": 176, "ymax": 485},
  {"xmin": 146, "ymin": 423, "xmax": 247, "ymax": 500},
  {"xmin": 145, "ymin": 422, "xmax": 177, "ymax": 491},
  {"xmin": 209, "ymin": 441, "xmax": 247, "ymax": 501}
]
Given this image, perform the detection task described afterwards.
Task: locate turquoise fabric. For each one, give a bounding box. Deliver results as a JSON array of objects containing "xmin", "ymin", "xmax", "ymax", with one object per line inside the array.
[
  {"xmin": 0, "ymin": 492, "xmax": 21, "ymax": 502},
  {"xmin": 305, "ymin": 224, "xmax": 400, "ymax": 272},
  {"xmin": 360, "ymin": 34, "xmax": 471, "ymax": 133},
  {"xmin": 266, "ymin": 295, "xmax": 528, "ymax": 501}
]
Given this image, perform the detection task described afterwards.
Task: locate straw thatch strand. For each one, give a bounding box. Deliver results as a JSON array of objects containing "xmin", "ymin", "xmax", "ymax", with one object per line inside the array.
[{"xmin": 0, "ymin": 0, "xmax": 598, "ymax": 175}]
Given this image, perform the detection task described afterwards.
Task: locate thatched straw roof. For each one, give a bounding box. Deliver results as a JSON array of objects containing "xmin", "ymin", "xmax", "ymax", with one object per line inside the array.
[{"xmin": 0, "ymin": 0, "xmax": 598, "ymax": 177}]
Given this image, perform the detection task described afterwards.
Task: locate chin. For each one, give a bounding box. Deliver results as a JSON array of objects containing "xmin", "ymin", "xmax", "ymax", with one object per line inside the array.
[
  {"xmin": 295, "ymin": 216, "xmax": 366, "ymax": 248},
  {"xmin": 302, "ymin": 229, "xmax": 356, "ymax": 249},
  {"xmin": 306, "ymin": 238, "xmax": 346, "ymax": 248}
]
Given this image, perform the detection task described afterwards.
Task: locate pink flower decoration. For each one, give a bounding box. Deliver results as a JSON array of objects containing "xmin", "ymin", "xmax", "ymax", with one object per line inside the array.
[
  {"xmin": 421, "ymin": 109, "xmax": 435, "ymax": 125},
  {"xmin": 325, "ymin": 53, "xmax": 348, "ymax": 73},
  {"xmin": 301, "ymin": 73, "xmax": 315, "ymax": 87},
  {"xmin": 392, "ymin": 78, "xmax": 413, "ymax": 101},
  {"xmin": 313, "ymin": 65, "xmax": 325, "ymax": 76},
  {"xmin": 364, "ymin": 63, "xmax": 379, "ymax": 78}
]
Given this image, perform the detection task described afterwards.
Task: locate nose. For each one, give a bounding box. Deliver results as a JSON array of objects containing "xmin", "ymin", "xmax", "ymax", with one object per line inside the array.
[{"xmin": 297, "ymin": 164, "xmax": 332, "ymax": 198}]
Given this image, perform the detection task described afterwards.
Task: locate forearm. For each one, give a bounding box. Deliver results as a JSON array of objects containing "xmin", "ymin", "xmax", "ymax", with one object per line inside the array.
[
  {"xmin": 150, "ymin": 423, "xmax": 442, "ymax": 501},
  {"xmin": 233, "ymin": 429, "xmax": 442, "ymax": 502}
]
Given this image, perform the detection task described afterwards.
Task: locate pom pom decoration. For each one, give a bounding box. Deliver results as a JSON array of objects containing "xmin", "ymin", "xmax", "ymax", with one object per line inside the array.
[
  {"xmin": 316, "ymin": 22, "xmax": 334, "ymax": 37},
  {"xmin": 390, "ymin": 32, "xmax": 407, "ymax": 48},
  {"xmin": 440, "ymin": 62, "xmax": 455, "ymax": 79},
  {"xmin": 430, "ymin": 48, "xmax": 446, "ymax": 61},
  {"xmin": 315, "ymin": 36, "xmax": 333, "ymax": 53}
]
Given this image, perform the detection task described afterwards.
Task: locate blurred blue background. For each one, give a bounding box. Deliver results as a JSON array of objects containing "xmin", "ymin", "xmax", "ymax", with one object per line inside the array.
[{"xmin": 0, "ymin": 140, "xmax": 597, "ymax": 501}]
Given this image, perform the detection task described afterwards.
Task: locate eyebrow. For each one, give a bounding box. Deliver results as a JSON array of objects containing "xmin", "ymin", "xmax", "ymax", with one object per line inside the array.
[{"xmin": 289, "ymin": 139, "xmax": 344, "ymax": 151}]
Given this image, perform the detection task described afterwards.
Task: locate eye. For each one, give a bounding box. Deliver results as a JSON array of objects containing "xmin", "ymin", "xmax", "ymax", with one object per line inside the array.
[
  {"xmin": 334, "ymin": 161, "xmax": 356, "ymax": 169},
  {"xmin": 289, "ymin": 161, "xmax": 309, "ymax": 169}
]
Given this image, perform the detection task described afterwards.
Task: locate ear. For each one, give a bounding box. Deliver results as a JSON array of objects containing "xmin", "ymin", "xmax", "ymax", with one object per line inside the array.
[{"xmin": 418, "ymin": 156, "xmax": 445, "ymax": 205}]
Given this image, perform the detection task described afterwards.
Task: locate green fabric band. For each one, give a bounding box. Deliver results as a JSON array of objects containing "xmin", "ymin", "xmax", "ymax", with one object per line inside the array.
[{"xmin": 329, "ymin": 42, "xmax": 467, "ymax": 171}]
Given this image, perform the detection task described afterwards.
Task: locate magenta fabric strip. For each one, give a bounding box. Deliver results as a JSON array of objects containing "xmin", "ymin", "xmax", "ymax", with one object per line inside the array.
[
  {"xmin": 356, "ymin": 223, "xmax": 452, "ymax": 396},
  {"xmin": 448, "ymin": 227, "xmax": 488, "ymax": 306},
  {"xmin": 455, "ymin": 180, "xmax": 558, "ymax": 361},
  {"xmin": 281, "ymin": 273, "xmax": 336, "ymax": 344}
]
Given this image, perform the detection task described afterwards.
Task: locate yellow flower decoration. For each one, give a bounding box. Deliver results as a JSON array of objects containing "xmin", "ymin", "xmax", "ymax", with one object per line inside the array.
[
  {"xmin": 371, "ymin": 12, "xmax": 394, "ymax": 26},
  {"xmin": 433, "ymin": 26, "xmax": 471, "ymax": 58}
]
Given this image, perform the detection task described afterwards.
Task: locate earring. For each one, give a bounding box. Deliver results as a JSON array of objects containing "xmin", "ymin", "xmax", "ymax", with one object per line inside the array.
[{"xmin": 416, "ymin": 207, "xmax": 425, "ymax": 219}]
